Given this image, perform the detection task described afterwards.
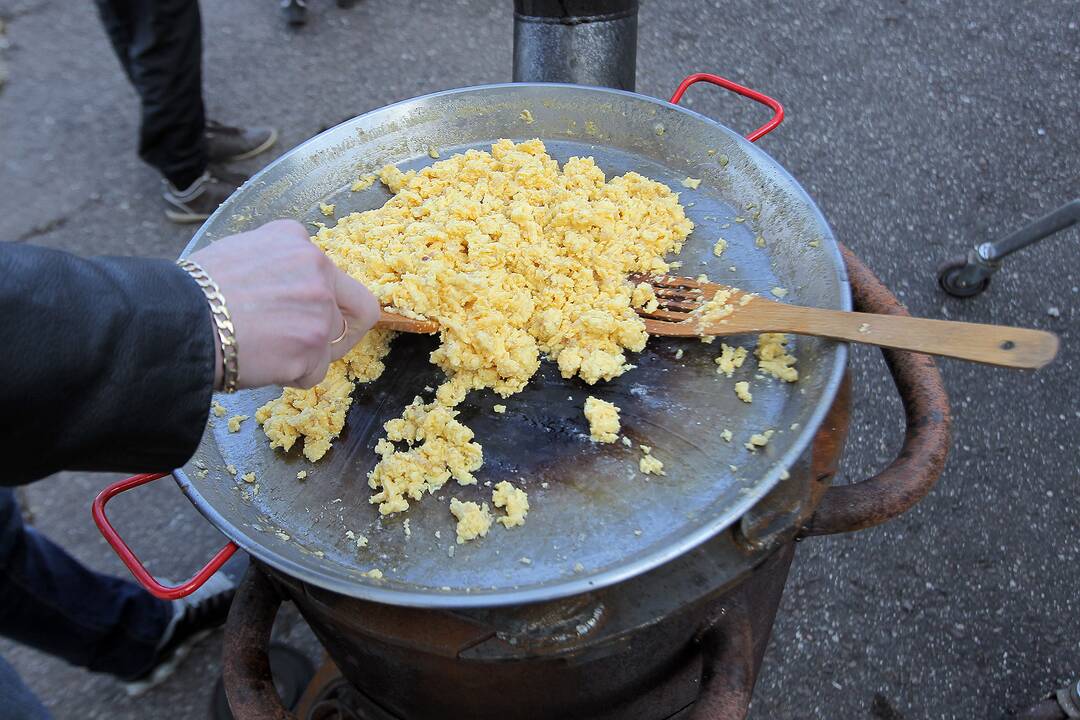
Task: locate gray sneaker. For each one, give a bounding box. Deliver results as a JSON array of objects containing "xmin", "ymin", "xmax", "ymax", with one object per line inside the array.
[
  {"xmin": 162, "ymin": 170, "xmax": 244, "ymax": 224},
  {"xmin": 205, "ymin": 120, "xmax": 278, "ymax": 163}
]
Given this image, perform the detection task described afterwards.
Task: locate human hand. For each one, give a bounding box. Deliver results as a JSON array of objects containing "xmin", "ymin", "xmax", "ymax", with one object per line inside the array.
[{"xmin": 189, "ymin": 219, "xmax": 379, "ymax": 390}]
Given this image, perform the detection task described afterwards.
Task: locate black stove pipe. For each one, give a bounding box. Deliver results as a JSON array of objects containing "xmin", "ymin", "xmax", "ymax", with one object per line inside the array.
[{"xmin": 512, "ymin": 0, "xmax": 638, "ymax": 90}]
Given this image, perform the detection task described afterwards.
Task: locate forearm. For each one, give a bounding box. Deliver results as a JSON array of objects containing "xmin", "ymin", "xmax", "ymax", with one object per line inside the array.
[{"xmin": 0, "ymin": 243, "xmax": 216, "ymax": 484}]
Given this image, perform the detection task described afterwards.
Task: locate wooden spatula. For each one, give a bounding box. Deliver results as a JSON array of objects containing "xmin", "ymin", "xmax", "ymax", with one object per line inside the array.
[{"xmin": 630, "ymin": 273, "xmax": 1059, "ymax": 369}]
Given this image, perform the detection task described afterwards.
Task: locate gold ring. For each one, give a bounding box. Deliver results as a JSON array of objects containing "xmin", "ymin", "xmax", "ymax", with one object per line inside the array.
[{"xmin": 330, "ymin": 317, "xmax": 348, "ymax": 345}]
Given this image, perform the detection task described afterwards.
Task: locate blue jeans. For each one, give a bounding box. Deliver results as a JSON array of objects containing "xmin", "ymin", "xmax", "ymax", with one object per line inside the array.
[{"xmin": 0, "ymin": 488, "xmax": 171, "ymax": 717}]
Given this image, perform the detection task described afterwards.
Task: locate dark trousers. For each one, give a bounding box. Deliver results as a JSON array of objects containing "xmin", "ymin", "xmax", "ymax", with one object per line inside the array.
[
  {"xmin": 0, "ymin": 488, "xmax": 171, "ymax": 714},
  {"xmin": 94, "ymin": 0, "xmax": 207, "ymax": 189}
]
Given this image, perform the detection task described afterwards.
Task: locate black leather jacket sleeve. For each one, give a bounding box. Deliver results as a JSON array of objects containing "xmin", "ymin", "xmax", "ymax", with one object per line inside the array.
[{"xmin": 1, "ymin": 242, "xmax": 216, "ymax": 485}]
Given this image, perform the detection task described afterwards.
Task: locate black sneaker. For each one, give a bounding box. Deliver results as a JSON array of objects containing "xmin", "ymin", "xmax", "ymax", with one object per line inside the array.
[
  {"xmin": 205, "ymin": 120, "xmax": 278, "ymax": 163},
  {"xmin": 123, "ymin": 572, "xmax": 236, "ymax": 696},
  {"xmin": 162, "ymin": 170, "xmax": 245, "ymax": 224}
]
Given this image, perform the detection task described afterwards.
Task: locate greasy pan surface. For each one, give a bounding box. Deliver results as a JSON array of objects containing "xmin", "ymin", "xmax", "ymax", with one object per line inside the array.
[{"xmin": 176, "ymin": 83, "xmax": 850, "ymax": 607}]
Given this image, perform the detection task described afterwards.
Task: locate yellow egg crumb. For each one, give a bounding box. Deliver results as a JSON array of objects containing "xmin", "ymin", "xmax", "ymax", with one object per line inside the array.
[
  {"xmin": 450, "ymin": 498, "xmax": 493, "ymax": 543},
  {"xmin": 492, "ymin": 481, "xmax": 529, "ymax": 528},
  {"xmin": 350, "ymin": 174, "xmax": 377, "ymax": 192},
  {"xmin": 639, "ymin": 454, "xmax": 665, "ymax": 475},
  {"xmin": 226, "ymin": 464, "xmax": 237, "ymax": 476},
  {"xmin": 715, "ymin": 344, "xmax": 748, "ymax": 377},
  {"xmin": 255, "ymin": 329, "xmax": 394, "ymax": 462},
  {"xmin": 621, "ymin": 436, "xmax": 632, "ymax": 448},
  {"xmin": 745, "ymin": 429, "xmax": 774, "ymax": 451},
  {"xmin": 721, "ymin": 429, "xmax": 733, "ymax": 442},
  {"xmin": 345, "ymin": 530, "xmax": 369, "ymax": 548},
  {"xmin": 584, "ymin": 396, "xmax": 620, "ymax": 443},
  {"xmin": 770, "ymin": 287, "xmax": 788, "ymax": 298},
  {"xmin": 255, "ymin": 140, "xmax": 692, "ymax": 534},
  {"xmin": 681, "ymin": 177, "xmax": 702, "ymax": 189},
  {"xmin": 362, "ymin": 568, "xmax": 384, "ymax": 579},
  {"xmin": 319, "ymin": 202, "xmax": 335, "ymax": 217},
  {"xmin": 755, "ymin": 234, "xmax": 766, "ymax": 248},
  {"xmin": 211, "ymin": 400, "xmax": 227, "ymax": 418},
  {"xmin": 734, "ymin": 381, "xmax": 753, "ymax": 403},
  {"xmin": 520, "ymin": 109, "xmax": 534, "ymax": 123},
  {"xmin": 675, "ymin": 348, "xmax": 684, "ymax": 360},
  {"xmin": 427, "ymin": 145, "xmax": 440, "ymax": 159},
  {"xmin": 227, "ymin": 414, "xmax": 249, "ymax": 432},
  {"xmin": 808, "ymin": 239, "xmax": 821, "ymax": 248},
  {"xmin": 296, "ymin": 470, "xmax": 308, "ymax": 480},
  {"xmin": 241, "ymin": 472, "xmax": 256, "ymax": 484},
  {"xmin": 756, "ymin": 333, "xmax": 798, "ymax": 382},
  {"xmin": 368, "ymin": 395, "xmax": 483, "ymax": 515},
  {"xmin": 713, "ymin": 238, "xmax": 727, "ymax": 256},
  {"xmin": 493, "ymin": 404, "xmax": 507, "ymax": 414}
]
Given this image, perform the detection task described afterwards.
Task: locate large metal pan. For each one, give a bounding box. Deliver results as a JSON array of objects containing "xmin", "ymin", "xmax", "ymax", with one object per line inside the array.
[{"xmin": 95, "ymin": 78, "xmax": 850, "ymax": 607}]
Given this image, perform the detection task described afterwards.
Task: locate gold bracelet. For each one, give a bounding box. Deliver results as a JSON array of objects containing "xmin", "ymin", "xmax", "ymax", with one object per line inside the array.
[{"xmin": 177, "ymin": 259, "xmax": 239, "ymax": 393}]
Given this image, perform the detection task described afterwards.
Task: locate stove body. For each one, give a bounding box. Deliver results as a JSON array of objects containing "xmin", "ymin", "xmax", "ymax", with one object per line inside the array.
[{"xmin": 228, "ymin": 380, "xmax": 853, "ymax": 720}]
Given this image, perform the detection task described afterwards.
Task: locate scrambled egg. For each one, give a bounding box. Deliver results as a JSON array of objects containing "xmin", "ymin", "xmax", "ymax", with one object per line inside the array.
[
  {"xmin": 715, "ymin": 344, "xmax": 747, "ymax": 377},
  {"xmin": 319, "ymin": 202, "xmax": 335, "ymax": 217},
  {"xmin": 351, "ymin": 174, "xmax": 377, "ymax": 192},
  {"xmin": 450, "ymin": 498, "xmax": 493, "ymax": 543},
  {"xmin": 756, "ymin": 333, "xmax": 798, "ymax": 382},
  {"xmin": 255, "ymin": 139, "xmax": 692, "ymax": 540},
  {"xmin": 713, "ymin": 238, "xmax": 727, "ymax": 256},
  {"xmin": 734, "ymin": 381, "xmax": 753, "ymax": 403},
  {"xmin": 639, "ymin": 446, "xmax": 665, "ymax": 476},
  {"xmin": 745, "ymin": 429, "xmax": 774, "ymax": 451},
  {"xmin": 492, "ymin": 481, "xmax": 529, "ymax": 527},
  {"xmin": 584, "ymin": 396, "xmax": 620, "ymax": 443},
  {"xmin": 211, "ymin": 400, "xmax": 227, "ymax": 418},
  {"xmin": 256, "ymin": 330, "xmax": 394, "ymax": 462},
  {"xmin": 227, "ymin": 414, "xmax": 248, "ymax": 432}
]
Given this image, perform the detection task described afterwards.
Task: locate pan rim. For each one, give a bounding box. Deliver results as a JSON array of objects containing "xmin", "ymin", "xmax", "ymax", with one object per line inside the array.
[{"xmin": 175, "ymin": 81, "xmax": 851, "ymax": 608}]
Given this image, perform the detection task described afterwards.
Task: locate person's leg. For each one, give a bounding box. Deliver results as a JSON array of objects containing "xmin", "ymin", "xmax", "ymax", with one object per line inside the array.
[
  {"xmin": 93, "ymin": 0, "xmax": 136, "ymax": 84},
  {"xmin": 122, "ymin": 0, "xmax": 207, "ymax": 190},
  {"xmin": 0, "ymin": 654, "xmax": 52, "ymax": 720},
  {"xmin": 0, "ymin": 488, "xmax": 170, "ymax": 679}
]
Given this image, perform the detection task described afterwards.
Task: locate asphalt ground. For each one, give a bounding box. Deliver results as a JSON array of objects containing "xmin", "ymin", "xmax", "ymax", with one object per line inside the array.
[{"xmin": 0, "ymin": 1, "xmax": 1077, "ymax": 718}]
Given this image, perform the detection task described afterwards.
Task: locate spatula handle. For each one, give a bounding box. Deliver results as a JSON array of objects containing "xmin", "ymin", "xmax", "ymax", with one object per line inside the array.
[{"xmin": 771, "ymin": 305, "xmax": 1058, "ymax": 369}]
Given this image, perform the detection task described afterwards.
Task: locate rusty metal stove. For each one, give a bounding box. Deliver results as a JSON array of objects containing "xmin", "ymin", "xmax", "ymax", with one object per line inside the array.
[{"xmin": 220, "ymin": 247, "xmax": 949, "ymax": 720}]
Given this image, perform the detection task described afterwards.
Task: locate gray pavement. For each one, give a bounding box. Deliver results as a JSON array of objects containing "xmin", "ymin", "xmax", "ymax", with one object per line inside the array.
[{"xmin": 1, "ymin": 0, "xmax": 1077, "ymax": 718}]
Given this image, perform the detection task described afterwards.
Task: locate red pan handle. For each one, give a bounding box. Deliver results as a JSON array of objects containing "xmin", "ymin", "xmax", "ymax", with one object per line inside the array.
[
  {"xmin": 92, "ymin": 472, "xmax": 238, "ymax": 600},
  {"xmin": 669, "ymin": 72, "xmax": 785, "ymax": 142}
]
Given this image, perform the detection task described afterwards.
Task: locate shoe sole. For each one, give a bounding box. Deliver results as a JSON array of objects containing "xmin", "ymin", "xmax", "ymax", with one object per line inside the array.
[
  {"xmin": 164, "ymin": 208, "xmax": 211, "ymax": 224},
  {"xmin": 214, "ymin": 128, "xmax": 279, "ymax": 163},
  {"xmin": 122, "ymin": 628, "xmax": 213, "ymax": 697}
]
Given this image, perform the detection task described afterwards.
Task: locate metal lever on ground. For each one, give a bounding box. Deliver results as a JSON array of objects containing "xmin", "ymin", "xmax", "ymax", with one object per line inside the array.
[
  {"xmin": 938, "ymin": 198, "xmax": 1080, "ymax": 298},
  {"xmin": 800, "ymin": 245, "xmax": 952, "ymax": 537}
]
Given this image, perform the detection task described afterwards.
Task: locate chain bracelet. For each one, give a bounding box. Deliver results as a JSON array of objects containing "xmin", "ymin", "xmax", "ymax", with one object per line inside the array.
[{"xmin": 177, "ymin": 259, "xmax": 239, "ymax": 393}]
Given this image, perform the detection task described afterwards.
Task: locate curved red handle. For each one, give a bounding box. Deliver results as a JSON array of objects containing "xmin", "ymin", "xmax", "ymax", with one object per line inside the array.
[
  {"xmin": 670, "ymin": 72, "xmax": 785, "ymax": 142},
  {"xmin": 92, "ymin": 472, "xmax": 238, "ymax": 600}
]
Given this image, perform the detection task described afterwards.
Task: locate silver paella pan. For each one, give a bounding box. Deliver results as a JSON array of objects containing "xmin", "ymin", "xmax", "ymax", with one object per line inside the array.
[{"xmin": 93, "ymin": 75, "xmax": 851, "ymax": 607}]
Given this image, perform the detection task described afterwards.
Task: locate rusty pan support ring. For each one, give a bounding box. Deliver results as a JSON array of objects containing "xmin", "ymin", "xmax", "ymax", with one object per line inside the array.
[
  {"xmin": 223, "ymin": 563, "xmax": 296, "ymax": 720},
  {"xmin": 800, "ymin": 245, "xmax": 952, "ymax": 537}
]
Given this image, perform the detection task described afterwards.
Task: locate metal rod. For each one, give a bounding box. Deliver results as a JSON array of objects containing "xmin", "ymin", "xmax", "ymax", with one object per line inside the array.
[
  {"xmin": 512, "ymin": 0, "xmax": 638, "ymax": 90},
  {"xmin": 980, "ymin": 198, "xmax": 1079, "ymax": 261}
]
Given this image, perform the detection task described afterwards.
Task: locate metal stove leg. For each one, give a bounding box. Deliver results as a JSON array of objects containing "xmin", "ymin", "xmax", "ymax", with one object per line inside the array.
[
  {"xmin": 689, "ymin": 543, "xmax": 797, "ymax": 720},
  {"xmin": 223, "ymin": 564, "xmax": 296, "ymax": 720}
]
